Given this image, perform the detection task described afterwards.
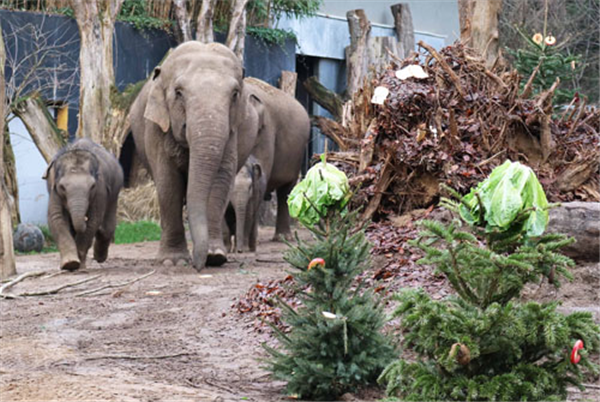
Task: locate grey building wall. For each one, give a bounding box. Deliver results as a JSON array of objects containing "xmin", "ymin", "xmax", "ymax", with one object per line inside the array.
[{"xmin": 320, "ymin": 0, "xmax": 460, "ymax": 45}]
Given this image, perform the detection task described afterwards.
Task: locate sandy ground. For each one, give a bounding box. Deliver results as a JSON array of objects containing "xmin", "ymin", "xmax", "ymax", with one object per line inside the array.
[
  {"xmin": 1, "ymin": 225, "xmax": 598, "ymax": 402},
  {"xmin": 0, "ymin": 228, "xmax": 306, "ymax": 402}
]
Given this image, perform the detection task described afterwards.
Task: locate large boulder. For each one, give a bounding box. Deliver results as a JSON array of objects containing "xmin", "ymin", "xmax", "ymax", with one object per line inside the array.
[
  {"xmin": 547, "ymin": 202, "xmax": 599, "ymax": 262},
  {"xmin": 13, "ymin": 223, "xmax": 45, "ymax": 253}
]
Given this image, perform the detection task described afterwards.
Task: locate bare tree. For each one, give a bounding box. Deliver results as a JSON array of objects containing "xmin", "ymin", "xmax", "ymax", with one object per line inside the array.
[
  {"xmin": 196, "ymin": 0, "xmax": 217, "ymax": 43},
  {"xmin": 226, "ymin": 0, "xmax": 249, "ymax": 61},
  {"xmin": 3, "ymin": 17, "xmax": 79, "ymax": 162},
  {"xmin": 68, "ymin": 0, "xmax": 124, "ymax": 142},
  {"xmin": 0, "ymin": 24, "xmax": 16, "ymax": 279},
  {"xmin": 458, "ymin": 0, "xmax": 503, "ymax": 68},
  {"xmin": 173, "ymin": 0, "xmax": 193, "ymax": 42}
]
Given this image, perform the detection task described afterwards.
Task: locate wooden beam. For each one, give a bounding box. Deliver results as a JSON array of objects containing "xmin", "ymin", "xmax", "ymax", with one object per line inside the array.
[
  {"xmin": 303, "ymin": 76, "xmax": 344, "ymax": 120},
  {"xmin": 391, "ymin": 3, "xmax": 415, "ymax": 58}
]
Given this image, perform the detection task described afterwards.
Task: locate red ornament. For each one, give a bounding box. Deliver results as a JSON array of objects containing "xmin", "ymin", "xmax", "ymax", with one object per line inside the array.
[
  {"xmin": 308, "ymin": 258, "xmax": 325, "ymax": 271},
  {"xmin": 570, "ymin": 340, "xmax": 584, "ymax": 364}
]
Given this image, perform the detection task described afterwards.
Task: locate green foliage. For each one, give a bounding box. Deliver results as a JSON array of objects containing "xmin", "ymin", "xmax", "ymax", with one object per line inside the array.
[
  {"xmin": 247, "ymin": 0, "xmax": 321, "ymax": 23},
  {"xmin": 379, "ymin": 171, "xmax": 600, "ymax": 401},
  {"xmin": 507, "ymin": 28, "xmax": 581, "ymax": 105},
  {"xmin": 117, "ymin": 0, "xmax": 171, "ymax": 31},
  {"xmin": 266, "ymin": 180, "xmax": 392, "ymax": 400},
  {"xmin": 114, "ymin": 221, "xmax": 161, "ymax": 244},
  {"xmin": 246, "ymin": 26, "xmax": 296, "ymax": 47}
]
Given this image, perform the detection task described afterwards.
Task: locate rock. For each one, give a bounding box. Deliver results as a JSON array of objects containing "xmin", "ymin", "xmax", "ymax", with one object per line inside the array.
[
  {"xmin": 547, "ymin": 202, "xmax": 599, "ymax": 262},
  {"xmin": 13, "ymin": 223, "xmax": 45, "ymax": 253}
]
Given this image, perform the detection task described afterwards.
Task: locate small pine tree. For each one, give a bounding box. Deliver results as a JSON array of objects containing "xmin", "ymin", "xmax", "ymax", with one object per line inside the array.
[
  {"xmin": 507, "ymin": 27, "xmax": 580, "ymax": 105},
  {"xmin": 378, "ymin": 164, "xmax": 600, "ymax": 401},
  {"xmin": 264, "ymin": 160, "xmax": 393, "ymax": 401}
]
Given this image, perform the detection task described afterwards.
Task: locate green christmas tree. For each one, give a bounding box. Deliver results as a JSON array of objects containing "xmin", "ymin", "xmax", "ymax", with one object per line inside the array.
[
  {"xmin": 264, "ymin": 158, "xmax": 394, "ymax": 401},
  {"xmin": 379, "ymin": 161, "xmax": 600, "ymax": 401},
  {"xmin": 507, "ymin": 27, "xmax": 580, "ymax": 105}
]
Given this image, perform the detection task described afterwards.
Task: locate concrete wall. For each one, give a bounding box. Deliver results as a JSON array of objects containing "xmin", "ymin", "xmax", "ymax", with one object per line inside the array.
[{"xmin": 320, "ymin": 0, "xmax": 460, "ymax": 45}]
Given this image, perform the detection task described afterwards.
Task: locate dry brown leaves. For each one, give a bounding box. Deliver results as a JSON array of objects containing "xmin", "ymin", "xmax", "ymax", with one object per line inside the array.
[{"xmin": 331, "ymin": 43, "xmax": 599, "ymax": 221}]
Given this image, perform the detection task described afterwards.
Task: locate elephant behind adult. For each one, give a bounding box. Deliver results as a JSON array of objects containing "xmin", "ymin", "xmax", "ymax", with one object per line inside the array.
[{"xmin": 244, "ymin": 77, "xmax": 310, "ymax": 241}]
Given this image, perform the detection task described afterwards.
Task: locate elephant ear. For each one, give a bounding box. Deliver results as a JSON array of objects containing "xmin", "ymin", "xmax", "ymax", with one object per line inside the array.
[
  {"xmin": 144, "ymin": 69, "xmax": 170, "ymax": 133},
  {"xmin": 248, "ymin": 94, "xmax": 265, "ymax": 128},
  {"xmin": 252, "ymin": 162, "xmax": 262, "ymax": 181}
]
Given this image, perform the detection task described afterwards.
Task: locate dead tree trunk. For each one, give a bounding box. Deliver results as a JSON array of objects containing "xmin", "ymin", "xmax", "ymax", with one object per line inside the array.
[
  {"xmin": 279, "ymin": 71, "xmax": 298, "ymax": 96},
  {"xmin": 471, "ymin": 0, "xmax": 502, "ymax": 68},
  {"xmin": 173, "ymin": 0, "xmax": 192, "ymax": 42},
  {"xmin": 196, "ymin": 0, "xmax": 217, "ymax": 43},
  {"xmin": 69, "ymin": 0, "xmax": 124, "ymax": 142},
  {"xmin": 12, "ymin": 93, "xmax": 66, "ymax": 163},
  {"xmin": 345, "ymin": 9, "xmax": 371, "ymax": 96},
  {"xmin": 0, "ymin": 25, "xmax": 16, "ymax": 279},
  {"xmin": 226, "ymin": 0, "xmax": 249, "ymax": 61},
  {"xmin": 391, "ymin": 3, "xmax": 415, "ymax": 58},
  {"xmin": 459, "ymin": 0, "xmax": 502, "ymax": 68},
  {"xmin": 458, "ymin": 0, "xmax": 475, "ymax": 43}
]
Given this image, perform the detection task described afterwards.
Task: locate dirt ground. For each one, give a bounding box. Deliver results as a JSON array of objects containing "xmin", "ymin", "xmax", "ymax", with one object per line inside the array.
[
  {"xmin": 0, "ymin": 227, "xmax": 309, "ymax": 402},
  {"xmin": 1, "ymin": 226, "xmax": 599, "ymax": 402}
]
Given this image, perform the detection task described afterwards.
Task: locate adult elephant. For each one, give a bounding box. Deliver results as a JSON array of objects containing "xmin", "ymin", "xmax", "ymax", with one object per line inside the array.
[{"xmin": 129, "ymin": 41, "xmax": 309, "ymax": 270}]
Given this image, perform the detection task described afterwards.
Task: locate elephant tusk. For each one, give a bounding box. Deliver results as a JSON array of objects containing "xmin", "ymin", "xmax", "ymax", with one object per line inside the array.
[{"xmin": 85, "ymin": 216, "xmax": 89, "ymax": 222}]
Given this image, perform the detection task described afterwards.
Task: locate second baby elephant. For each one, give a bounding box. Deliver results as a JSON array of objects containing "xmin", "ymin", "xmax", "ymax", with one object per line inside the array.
[
  {"xmin": 44, "ymin": 138, "xmax": 124, "ymax": 271},
  {"xmin": 224, "ymin": 155, "xmax": 266, "ymax": 253}
]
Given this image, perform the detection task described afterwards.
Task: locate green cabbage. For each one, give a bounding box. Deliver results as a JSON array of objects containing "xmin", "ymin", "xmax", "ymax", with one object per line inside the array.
[
  {"xmin": 459, "ymin": 160, "xmax": 549, "ymax": 237},
  {"xmin": 288, "ymin": 157, "xmax": 350, "ymax": 227}
]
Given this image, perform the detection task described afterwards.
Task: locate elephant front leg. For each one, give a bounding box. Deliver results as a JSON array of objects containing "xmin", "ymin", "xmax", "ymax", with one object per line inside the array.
[
  {"xmin": 153, "ymin": 162, "xmax": 189, "ymax": 266},
  {"xmin": 274, "ymin": 182, "xmax": 295, "ymax": 241},
  {"xmin": 48, "ymin": 192, "xmax": 79, "ymax": 270},
  {"xmin": 206, "ymin": 137, "xmax": 237, "ymax": 266},
  {"xmin": 94, "ymin": 198, "xmax": 118, "ymax": 263}
]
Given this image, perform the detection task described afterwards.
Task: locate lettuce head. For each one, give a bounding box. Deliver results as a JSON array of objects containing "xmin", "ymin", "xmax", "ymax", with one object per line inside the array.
[{"xmin": 288, "ymin": 157, "xmax": 351, "ymax": 227}]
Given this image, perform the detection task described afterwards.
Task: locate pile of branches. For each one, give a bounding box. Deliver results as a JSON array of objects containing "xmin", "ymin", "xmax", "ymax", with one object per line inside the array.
[{"xmin": 321, "ymin": 42, "xmax": 599, "ymax": 221}]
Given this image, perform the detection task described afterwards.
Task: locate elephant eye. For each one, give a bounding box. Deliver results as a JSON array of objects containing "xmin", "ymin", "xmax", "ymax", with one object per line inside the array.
[
  {"xmin": 175, "ymin": 88, "xmax": 183, "ymax": 99},
  {"xmin": 232, "ymin": 89, "xmax": 240, "ymax": 102}
]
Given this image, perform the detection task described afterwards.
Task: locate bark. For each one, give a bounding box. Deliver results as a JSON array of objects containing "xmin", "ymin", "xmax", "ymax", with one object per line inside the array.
[
  {"xmin": 345, "ymin": 9, "xmax": 371, "ymax": 96},
  {"xmin": 196, "ymin": 0, "xmax": 217, "ymax": 43},
  {"xmin": 458, "ymin": 0, "xmax": 475, "ymax": 43},
  {"xmin": 471, "ymin": 0, "xmax": 502, "ymax": 68},
  {"xmin": 313, "ymin": 116, "xmax": 348, "ymax": 151},
  {"xmin": 173, "ymin": 0, "xmax": 192, "ymax": 42},
  {"xmin": 303, "ymin": 76, "xmax": 344, "ymax": 120},
  {"xmin": 3, "ymin": 128, "xmax": 19, "ymax": 224},
  {"xmin": 369, "ymin": 36, "xmax": 402, "ymax": 71},
  {"xmin": 0, "ymin": 25, "xmax": 16, "ymax": 279},
  {"xmin": 391, "ymin": 3, "xmax": 415, "ymax": 58},
  {"xmin": 458, "ymin": 0, "xmax": 502, "ymax": 68},
  {"xmin": 278, "ymin": 70, "xmax": 297, "ymax": 96},
  {"xmin": 69, "ymin": 0, "xmax": 124, "ymax": 142},
  {"xmin": 547, "ymin": 202, "xmax": 599, "ymax": 262},
  {"xmin": 226, "ymin": 0, "xmax": 249, "ymax": 61},
  {"xmin": 12, "ymin": 93, "xmax": 66, "ymax": 163}
]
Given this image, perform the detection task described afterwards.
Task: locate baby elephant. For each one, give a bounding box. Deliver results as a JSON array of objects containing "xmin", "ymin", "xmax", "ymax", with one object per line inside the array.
[
  {"xmin": 225, "ymin": 156, "xmax": 267, "ymax": 253},
  {"xmin": 43, "ymin": 138, "xmax": 124, "ymax": 270}
]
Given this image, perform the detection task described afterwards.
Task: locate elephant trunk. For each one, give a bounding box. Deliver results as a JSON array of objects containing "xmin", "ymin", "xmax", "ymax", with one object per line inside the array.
[
  {"xmin": 67, "ymin": 192, "xmax": 89, "ymax": 234},
  {"xmin": 186, "ymin": 117, "xmax": 228, "ymax": 269},
  {"xmin": 234, "ymin": 197, "xmax": 247, "ymax": 253}
]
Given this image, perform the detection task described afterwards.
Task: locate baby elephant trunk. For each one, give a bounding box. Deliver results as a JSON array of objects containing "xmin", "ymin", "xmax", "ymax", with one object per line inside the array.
[{"xmin": 67, "ymin": 193, "xmax": 89, "ymax": 234}]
